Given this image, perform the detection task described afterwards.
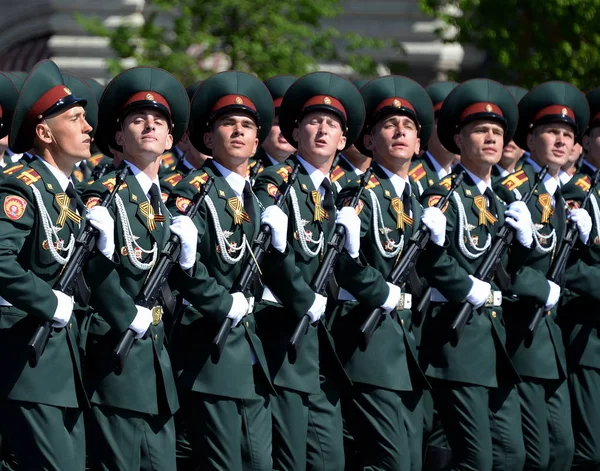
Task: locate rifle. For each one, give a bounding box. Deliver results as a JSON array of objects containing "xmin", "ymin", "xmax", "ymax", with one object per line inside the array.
[
  {"xmin": 28, "ymin": 165, "xmax": 129, "ymax": 368},
  {"xmin": 288, "ymin": 167, "xmax": 374, "ymax": 363},
  {"xmin": 113, "ymin": 177, "xmax": 214, "ymax": 375},
  {"xmin": 359, "ymin": 170, "xmax": 465, "ymax": 350},
  {"xmin": 92, "ymin": 163, "xmax": 111, "ymax": 182},
  {"xmin": 449, "ymin": 165, "xmax": 548, "ymax": 346},
  {"xmin": 527, "ymin": 169, "xmax": 600, "ymax": 340},
  {"xmin": 211, "ymin": 166, "xmax": 300, "ymax": 362}
]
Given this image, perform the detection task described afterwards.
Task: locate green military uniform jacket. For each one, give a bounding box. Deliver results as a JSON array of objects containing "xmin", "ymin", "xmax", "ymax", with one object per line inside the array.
[
  {"xmin": 409, "ymin": 152, "xmax": 447, "ymax": 197},
  {"xmin": 419, "ymin": 169, "xmax": 521, "ymax": 387},
  {"xmin": 560, "ymin": 163, "xmax": 600, "ymax": 370},
  {"xmin": 330, "ymin": 154, "xmax": 361, "ymax": 192},
  {"xmin": 166, "ymin": 159, "xmax": 278, "ymax": 399},
  {"xmin": 159, "ymin": 157, "xmax": 196, "ymax": 203},
  {"xmin": 82, "ymin": 164, "xmax": 183, "ymax": 416},
  {"xmin": 330, "ymin": 163, "xmax": 428, "ymax": 391},
  {"xmin": 494, "ymin": 158, "xmax": 568, "ymax": 380},
  {"xmin": 253, "ymin": 156, "xmax": 341, "ymax": 395},
  {"xmin": 0, "ymin": 157, "xmax": 87, "ymax": 408}
]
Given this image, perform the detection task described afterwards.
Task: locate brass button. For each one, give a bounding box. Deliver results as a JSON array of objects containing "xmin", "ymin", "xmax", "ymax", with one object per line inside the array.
[
  {"xmin": 244, "ymin": 321, "xmax": 249, "ymax": 327},
  {"xmin": 400, "ymin": 319, "xmax": 405, "ymax": 325},
  {"xmin": 69, "ymin": 322, "xmax": 72, "ymax": 329},
  {"xmin": 491, "ymin": 311, "xmax": 497, "ymax": 318},
  {"xmin": 154, "ymin": 334, "xmax": 158, "ymax": 340},
  {"xmin": 547, "ymin": 311, "xmax": 551, "ymax": 316}
]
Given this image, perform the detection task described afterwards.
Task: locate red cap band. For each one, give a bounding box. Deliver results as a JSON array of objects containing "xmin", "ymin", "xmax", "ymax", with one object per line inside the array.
[
  {"xmin": 533, "ymin": 105, "xmax": 575, "ymax": 123},
  {"xmin": 459, "ymin": 102, "xmax": 503, "ymax": 122},
  {"xmin": 0, "ymin": 104, "xmax": 3, "ymax": 119},
  {"xmin": 28, "ymin": 85, "xmax": 74, "ymax": 120},
  {"xmin": 210, "ymin": 95, "xmax": 257, "ymax": 114},
  {"xmin": 592, "ymin": 112, "xmax": 600, "ymax": 123},
  {"xmin": 302, "ymin": 95, "xmax": 346, "ymax": 120},
  {"xmin": 433, "ymin": 102, "xmax": 443, "ymax": 112},
  {"xmin": 374, "ymin": 97, "xmax": 416, "ymax": 115},
  {"xmin": 122, "ymin": 91, "xmax": 171, "ymax": 114},
  {"xmin": 273, "ymin": 97, "xmax": 283, "ymax": 109}
]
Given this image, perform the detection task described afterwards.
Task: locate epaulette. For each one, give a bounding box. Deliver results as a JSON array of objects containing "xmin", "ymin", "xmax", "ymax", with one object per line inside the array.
[
  {"xmin": 189, "ymin": 172, "xmax": 209, "ymax": 191},
  {"xmin": 330, "ymin": 165, "xmax": 346, "ymax": 183},
  {"xmin": 3, "ymin": 164, "xmax": 23, "ymax": 175},
  {"xmin": 101, "ymin": 177, "xmax": 128, "ymax": 192},
  {"xmin": 88, "ymin": 153, "xmax": 105, "ymax": 167},
  {"xmin": 72, "ymin": 169, "xmax": 84, "ymax": 183},
  {"xmin": 164, "ymin": 173, "xmax": 183, "ymax": 187},
  {"xmin": 16, "ymin": 168, "xmax": 41, "ymax": 186},
  {"xmin": 365, "ymin": 174, "xmax": 380, "ymax": 190},
  {"xmin": 574, "ymin": 175, "xmax": 591, "ymax": 192},
  {"xmin": 439, "ymin": 176, "xmax": 452, "ymax": 190},
  {"xmin": 276, "ymin": 165, "xmax": 294, "ymax": 183},
  {"xmin": 501, "ymin": 170, "xmax": 528, "ymax": 191},
  {"xmin": 409, "ymin": 163, "xmax": 426, "ymax": 182},
  {"xmin": 161, "ymin": 152, "xmax": 176, "ymax": 168}
]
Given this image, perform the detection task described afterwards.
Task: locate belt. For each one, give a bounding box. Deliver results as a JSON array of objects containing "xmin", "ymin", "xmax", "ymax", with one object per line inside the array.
[
  {"xmin": 262, "ymin": 286, "xmax": 282, "ymax": 305},
  {"xmin": 0, "ymin": 297, "xmax": 11, "ymax": 307},
  {"xmin": 339, "ymin": 288, "xmax": 412, "ymax": 310},
  {"xmin": 430, "ymin": 288, "xmax": 502, "ymax": 307}
]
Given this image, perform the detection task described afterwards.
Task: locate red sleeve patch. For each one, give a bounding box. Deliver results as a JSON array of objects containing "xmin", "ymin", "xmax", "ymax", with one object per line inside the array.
[
  {"xmin": 267, "ymin": 183, "xmax": 280, "ymax": 200},
  {"xmin": 3, "ymin": 195, "xmax": 27, "ymax": 220},
  {"xmin": 85, "ymin": 197, "xmax": 102, "ymax": 209},
  {"xmin": 176, "ymin": 197, "xmax": 191, "ymax": 213}
]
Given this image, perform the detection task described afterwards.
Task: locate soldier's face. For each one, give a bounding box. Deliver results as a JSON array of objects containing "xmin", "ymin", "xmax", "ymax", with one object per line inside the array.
[
  {"xmin": 294, "ymin": 111, "xmax": 346, "ymax": 162},
  {"xmin": 499, "ymin": 140, "xmax": 524, "ymax": 169},
  {"xmin": 261, "ymin": 115, "xmax": 296, "ymax": 162},
  {"xmin": 527, "ymin": 123, "xmax": 575, "ymax": 170},
  {"xmin": 367, "ymin": 114, "xmax": 420, "ymax": 164},
  {"xmin": 583, "ymin": 128, "xmax": 600, "ymax": 167},
  {"xmin": 455, "ymin": 120, "xmax": 504, "ymax": 166},
  {"xmin": 41, "ymin": 105, "xmax": 92, "ymax": 162},
  {"xmin": 117, "ymin": 109, "xmax": 173, "ymax": 163},
  {"xmin": 204, "ymin": 112, "xmax": 259, "ymax": 162}
]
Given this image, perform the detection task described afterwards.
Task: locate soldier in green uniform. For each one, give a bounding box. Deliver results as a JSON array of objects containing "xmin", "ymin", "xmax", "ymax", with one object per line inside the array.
[
  {"xmin": 409, "ymin": 81, "xmax": 459, "ymax": 197},
  {"xmin": 80, "ymin": 66, "xmax": 201, "ymax": 471},
  {"xmin": 0, "ymin": 73, "xmax": 22, "ymax": 173},
  {"xmin": 247, "ymin": 75, "xmax": 297, "ymax": 183},
  {"xmin": 165, "ymin": 71, "xmax": 288, "ymax": 470},
  {"xmin": 330, "ymin": 75, "xmax": 440, "ymax": 470},
  {"xmin": 560, "ymin": 87, "xmax": 600, "ymax": 469},
  {"xmin": 252, "ymin": 72, "xmax": 365, "ymax": 471},
  {"xmin": 0, "ymin": 59, "xmax": 101, "ymax": 470},
  {"xmin": 419, "ymin": 79, "xmax": 534, "ymax": 470},
  {"xmin": 494, "ymin": 81, "xmax": 592, "ymax": 470}
]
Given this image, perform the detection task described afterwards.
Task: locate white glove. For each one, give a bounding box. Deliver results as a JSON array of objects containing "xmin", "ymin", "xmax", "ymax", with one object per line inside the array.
[
  {"xmin": 307, "ymin": 292, "xmax": 327, "ymax": 323},
  {"xmin": 380, "ymin": 282, "xmax": 401, "ymax": 313},
  {"xmin": 128, "ymin": 305, "xmax": 153, "ymax": 339},
  {"xmin": 569, "ymin": 208, "xmax": 592, "ymax": 244},
  {"xmin": 466, "ymin": 275, "xmax": 491, "ymax": 309},
  {"xmin": 422, "ymin": 207, "xmax": 447, "ymax": 246},
  {"xmin": 170, "ymin": 215, "xmax": 198, "ymax": 270},
  {"xmin": 51, "ymin": 289, "xmax": 73, "ymax": 328},
  {"xmin": 261, "ymin": 205, "xmax": 288, "ymax": 252},
  {"xmin": 505, "ymin": 200, "xmax": 533, "ymax": 248},
  {"xmin": 227, "ymin": 292, "xmax": 249, "ymax": 327},
  {"xmin": 87, "ymin": 206, "xmax": 115, "ymax": 258},
  {"xmin": 545, "ymin": 280, "xmax": 561, "ymax": 311},
  {"xmin": 335, "ymin": 206, "xmax": 361, "ymax": 258}
]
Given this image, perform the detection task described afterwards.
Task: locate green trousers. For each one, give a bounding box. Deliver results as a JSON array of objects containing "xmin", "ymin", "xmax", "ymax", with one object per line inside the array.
[
  {"xmin": 432, "ymin": 380, "xmax": 525, "ymax": 471},
  {"xmin": 0, "ymin": 400, "xmax": 84, "ymax": 471},
  {"xmin": 85, "ymin": 404, "xmax": 175, "ymax": 471},
  {"xmin": 570, "ymin": 366, "xmax": 600, "ymax": 469},
  {"xmin": 518, "ymin": 377, "xmax": 574, "ymax": 470}
]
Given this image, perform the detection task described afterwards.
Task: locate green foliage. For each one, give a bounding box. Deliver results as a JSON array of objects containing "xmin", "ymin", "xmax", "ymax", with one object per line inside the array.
[
  {"xmin": 78, "ymin": 0, "xmax": 397, "ymax": 84},
  {"xmin": 419, "ymin": 0, "xmax": 600, "ymax": 90}
]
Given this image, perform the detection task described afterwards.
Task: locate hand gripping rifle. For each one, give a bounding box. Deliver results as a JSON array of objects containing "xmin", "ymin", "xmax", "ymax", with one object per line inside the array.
[
  {"xmin": 28, "ymin": 166, "xmax": 130, "ymax": 368},
  {"xmin": 113, "ymin": 177, "xmax": 214, "ymax": 375},
  {"xmin": 211, "ymin": 166, "xmax": 300, "ymax": 362},
  {"xmin": 359, "ymin": 170, "xmax": 465, "ymax": 350},
  {"xmin": 449, "ymin": 165, "xmax": 548, "ymax": 347},
  {"xmin": 288, "ymin": 167, "xmax": 374, "ymax": 363},
  {"xmin": 526, "ymin": 168, "xmax": 600, "ymax": 340}
]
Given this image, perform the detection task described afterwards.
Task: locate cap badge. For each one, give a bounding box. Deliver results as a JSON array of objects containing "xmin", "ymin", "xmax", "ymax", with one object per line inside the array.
[
  {"xmin": 146, "ymin": 93, "xmax": 155, "ymax": 101},
  {"xmin": 235, "ymin": 96, "xmax": 244, "ymax": 105},
  {"xmin": 485, "ymin": 104, "xmax": 493, "ymax": 112},
  {"xmin": 323, "ymin": 97, "xmax": 332, "ymax": 105},
  {"xmin": 393, "ymin": 99, "xmax": 401, "ymax": 108},
  {"xmin": 561, "ymin": 107, "xmax": 568, "ymax": 115},
  {"xmin": 63, "ymin": 87, "xmax": 72, "ymax": 95}
]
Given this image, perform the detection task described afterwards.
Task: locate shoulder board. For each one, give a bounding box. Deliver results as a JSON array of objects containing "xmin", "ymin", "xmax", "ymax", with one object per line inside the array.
[
  {"xmin": 439, "ymin": 176, "xmax": 452, "ymax": 190},
  {"xmin": 408, "ymin": 163, "xmax": 426, "ymax": 182},
  {"xmin": 101, "ymin": 177, "xmax": 128, "ymax": 192},
  {"xmin": 189, "ymin": 172, "xmax": 209, "ymax": 191},
  {"xmin": 248, "ymin": 160, "xmax": 258, "ymax": 169},
  {"xmin": 365, "ymin": 174, "xmax": 380, "ymax": 190},
  {"xmin": 574, "ymin": 175, "xmax": 591, "ymax": 192},
  {"xmin": 88, "ymin": 153, "xmax": 105, "ymax": 167},
  {"xmin": 3, "ymin": 164, "xmax": 23, "ymax": 175},
  {"xmin": 164, "ymin": 173, "xmax": 183, "ymax": 187},
  {"xmin": 161, "ymin": 152, "xmax": 175, "ymax": 167},
  {"xmin": 16, "ymin": 168, "xmax": 41, "ymax": 186},
  {"xmin": 501, "ymin": 169, "xmax": 528, "ymax": 191},
  {"xmin": 330, "ymin": 165, "xmax": 346, "ymax": 183},
  {"xmin": 276, "ymin": 165, "xmax": 294, "ymax": 182}
]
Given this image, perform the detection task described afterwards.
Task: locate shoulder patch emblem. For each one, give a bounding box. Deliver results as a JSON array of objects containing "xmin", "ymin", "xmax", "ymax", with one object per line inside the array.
[
  {"xmin": 409, "ymin": 163, "xmax": 426, "ymax": 182},
  {"xmin": 3, "ymin": 164, "xmax": 23, "ymax": 175},
  {"xmin": 189, "ymin": 173, "xmax": 209, "ymax": 191},
  {"xmin": 566, "ymin": 200, "xmax": 580, "ymax": 211},
  {"xmin": 3, "ymin": 195, "xmax": 27, "ymax": 220},
  {"xmin": 85, "ymin": 197, "xmax": 102, "ymax": 209},
  {"xmin": 176, "ymin": 196, "xmax": 191, "ymax": 213},
  {"xmin": 16, "ymin": 169, "xmax": 41, "ymax": 186},
  {"xmin": 501, "ymin": 169, "xmax": 528, "ymax": 191},
  {"xmin": 276, "ymin": 165, "xmax": 294, "ymax": 183},
  {"xmin": 164, "ymin": 173, "xmax": 183, "ymax": 187},
  {"xmin": 428, "ymin": 195, "xmax": 449, "ymax": 213},
  {"xmin": 330, "ymin": 165, "xmax": 346, "ymax": 183},
  {"xmin": 343, "ymin": 196, "xmax": 364, "ymax": 215},
  {"xmin": 267, "ymin": 183, "xmax": 280, "ymax": 200},
  {"xmin": 575, "ymin": 175, "xmax": 591, "ymax": 192}
]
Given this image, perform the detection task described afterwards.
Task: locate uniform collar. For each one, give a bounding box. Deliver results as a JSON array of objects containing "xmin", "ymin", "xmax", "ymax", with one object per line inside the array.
[
  {"xmin": 584, "ymin": 160, "xmax": 598, "ymax": 172},
  {"xmin": 559, "ymin": 169, "xmax": 573, "ymax": 185},
  {"xmin": 212, "ymin": 159, "xmax": 248, "ymax": 198},
  {"xmin": 296, "ymin": 154, "xmax": 330, "ymax": 192},
  {"xmin": 527, "ymin": 157, "xmax": 560, "ymax": 195},
  {"xmin": 35, "ymin": 155, "xmax": 72, "ymax": 191},
  {"xmin": 378, "ymin": 163, "xmax": 410, "ymax": 198},
  {"xmin": 124, "ymin": 160, "xmax": 161, "ymax": 197},
  {"xmin": 426, "ymin": 151, "xmax": 450, "ymax": 179},
  {"xmin": 459, "ymin": 164, "xmax": 492, "ymax": 195},
  {"xmin": 495, "ymin": 164, "xmax": 511, "ymax": 178},
  {"xmin": 182, "ymin": 157, "xmax": 195, "ymax": 171},
  {"xmin": 264, "ymin": 152, "xmax": 280, "ymax": 166}
]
